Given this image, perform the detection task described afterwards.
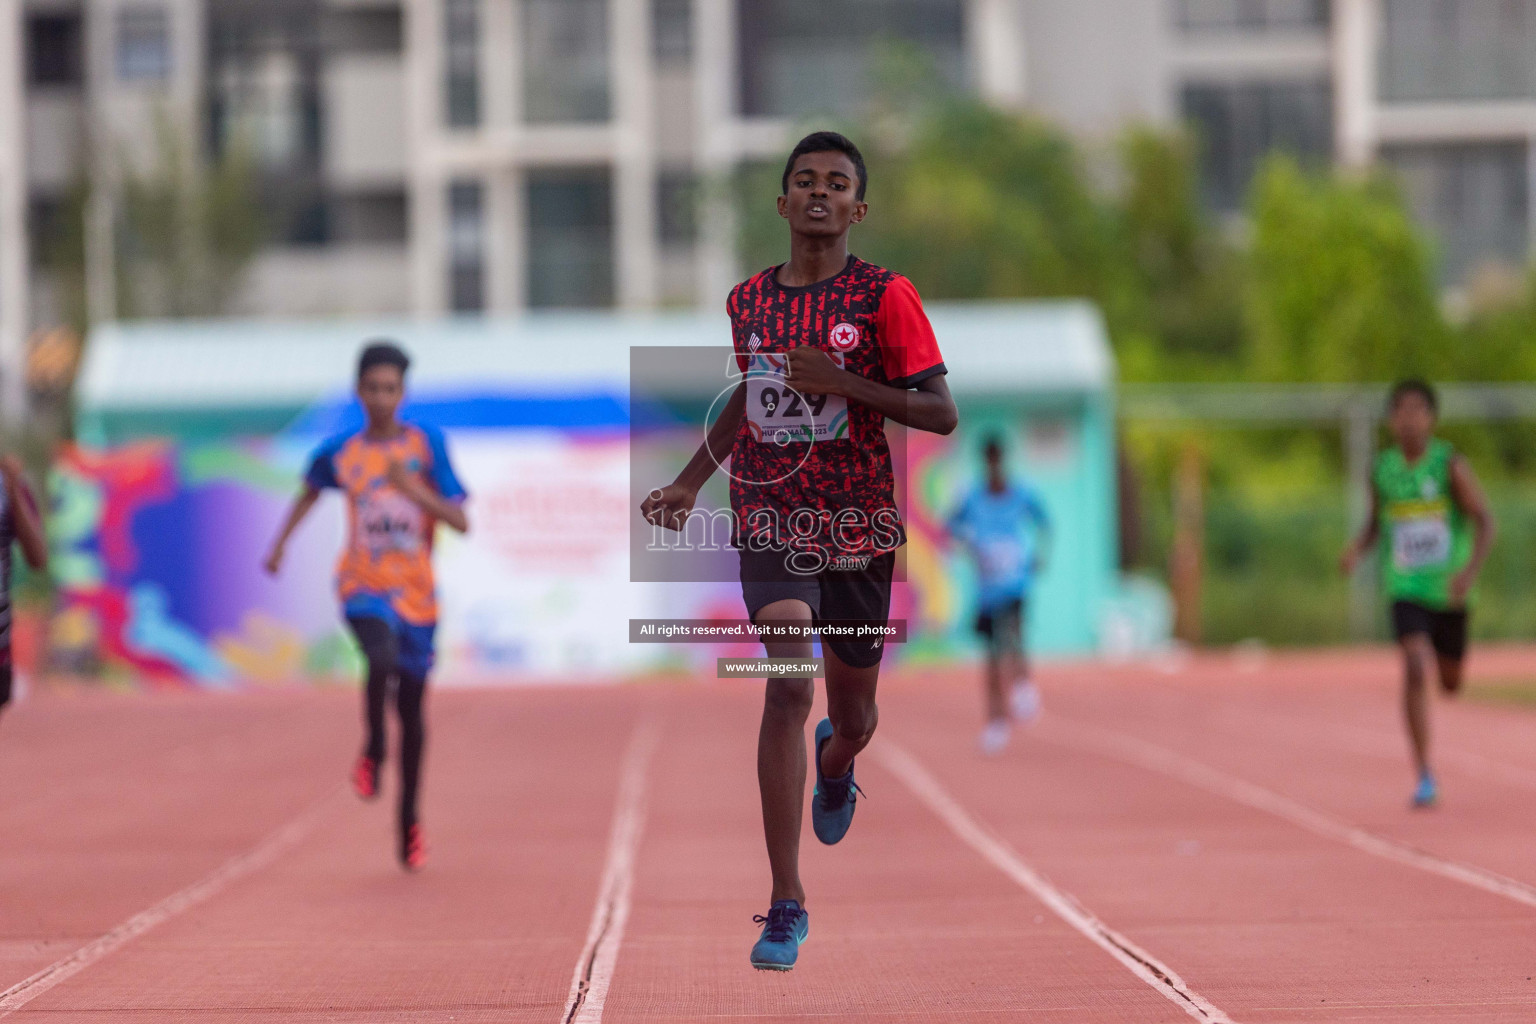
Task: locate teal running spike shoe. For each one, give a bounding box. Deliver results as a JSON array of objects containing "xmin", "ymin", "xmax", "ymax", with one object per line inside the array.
[
  {"xmin": 1412, "ymin": 772, "xmax": 1438, "ymax": 809},
  {"xmin": 749, "ymin": 900, "xmax": 809, "ymax": 971},
  {"xmin": 811, "ymin": 717, "xmax": 863, "ymax": 845}
]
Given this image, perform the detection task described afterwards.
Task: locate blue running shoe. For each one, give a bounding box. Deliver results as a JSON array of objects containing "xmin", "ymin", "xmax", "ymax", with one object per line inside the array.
[
  {"xmin": 1412, "ymin": 772, "xmax": 1438, "ymax": 809},
  {"xmin": 811, "ymin": 717, "xmax": 864, "ymax": 845},
  {"xmin": 750, "ymin": 900, "xmax": 808, "ymax": 971}
]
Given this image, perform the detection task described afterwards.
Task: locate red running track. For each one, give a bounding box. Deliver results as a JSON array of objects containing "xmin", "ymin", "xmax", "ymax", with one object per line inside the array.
[{"xmin": 1, "ymin": 646, "xmax": 1535, "ymax": 1022}]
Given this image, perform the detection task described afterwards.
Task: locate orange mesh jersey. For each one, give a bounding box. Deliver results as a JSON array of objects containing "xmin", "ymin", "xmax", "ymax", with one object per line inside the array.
[{"xmin": 304, "ymin": 422, "xmax": 467, "ymax": 625}]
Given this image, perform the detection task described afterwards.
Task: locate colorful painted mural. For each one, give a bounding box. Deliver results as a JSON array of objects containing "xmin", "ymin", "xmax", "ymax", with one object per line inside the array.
[
  {"xmin": 51, "ymin": 440, "xmax": 355, "ymax": 686},
  {"xmin": 47, "ymin": 408, "xmax": 1126, "ymax": 687}
]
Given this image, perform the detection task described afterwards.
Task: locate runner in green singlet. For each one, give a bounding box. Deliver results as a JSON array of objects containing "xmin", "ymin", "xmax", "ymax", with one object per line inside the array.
[{"xmin": 1341, "ymin": 380, "xmax": 1496, "ymax": 808}]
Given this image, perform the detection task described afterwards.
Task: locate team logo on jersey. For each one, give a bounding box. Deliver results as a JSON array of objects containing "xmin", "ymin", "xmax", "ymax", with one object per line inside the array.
[
  {"xmin": 1421, "ymin": 477, "xmax": 1438, "ymax": 499},
  {"xmin": 829, "ymin": 322, "xmax": 861, "ymax": 351},
  {"xmin": 748, "ymin": 333, "xmax": 763, "ymax": 353}
]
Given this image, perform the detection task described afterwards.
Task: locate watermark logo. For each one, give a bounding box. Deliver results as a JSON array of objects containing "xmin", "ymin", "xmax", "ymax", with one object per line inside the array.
[
  {"xmin": 646, "ymin": 504, "xmax": 902, "ymax": 576},
  {"xmin": 629, "ymin": 345, "xmax": 910, "ymax": 585}
]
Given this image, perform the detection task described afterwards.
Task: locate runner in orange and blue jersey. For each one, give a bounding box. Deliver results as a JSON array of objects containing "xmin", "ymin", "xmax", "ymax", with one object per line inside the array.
[{"xmin": 264, "ymin": 342, "xmax": 469, "ymax": 870}]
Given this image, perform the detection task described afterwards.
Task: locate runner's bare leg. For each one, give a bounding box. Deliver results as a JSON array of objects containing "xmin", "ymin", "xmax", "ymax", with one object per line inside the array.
[
  {"xmin": 821, "ymin": 647, "xmax": 879, "ymax": 779},
  {"xmin": 756, "ymin": 598, "xmax": 815, "ymax": 905},
  {"xmin": 1401, "ymin": 634, "xmax": 1434, "ymax": 776}
]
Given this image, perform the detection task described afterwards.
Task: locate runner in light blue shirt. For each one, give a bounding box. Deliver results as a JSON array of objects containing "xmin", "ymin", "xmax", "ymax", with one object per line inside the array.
[{"xmin": 947, "ymin": 435, "xmax": 1051, "ymax": 754}]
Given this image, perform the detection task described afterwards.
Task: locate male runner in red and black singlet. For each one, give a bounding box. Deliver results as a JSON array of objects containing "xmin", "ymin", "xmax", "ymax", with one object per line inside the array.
[{"xmin": 642, "ymin": 131, "xmax": 958, "ymax": 970}]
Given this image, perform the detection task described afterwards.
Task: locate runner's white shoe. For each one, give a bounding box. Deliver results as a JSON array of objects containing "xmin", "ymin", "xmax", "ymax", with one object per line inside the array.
[
  {"xmin": 1011, "ymin": 681, "xmax": 1042, "ymax": 723},
  {"xmin": 979, "ymin": 720, "xmax": 1012, "ymax": 756}
]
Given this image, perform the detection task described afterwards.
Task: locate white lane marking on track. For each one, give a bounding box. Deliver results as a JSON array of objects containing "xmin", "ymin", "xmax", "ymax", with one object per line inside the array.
[
  {"xmin": 561, "ymin": 715, "xmax": 661, "ymax": 1024},
  {"xmin": 1044, "ymin": 718, "xmax": 1536, "ymax": 911},
  {"xmin": 875, "ymin": 740, "xmax": 1238, "ymax": 1024},
  {"xmin": 0, "ymin": 786, "xmax": 343, "ymax": 1017}
]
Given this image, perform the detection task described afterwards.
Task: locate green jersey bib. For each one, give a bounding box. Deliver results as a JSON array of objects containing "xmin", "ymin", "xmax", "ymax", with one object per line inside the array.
[{"xmin": 1373, "ymin": 438, "xmax": 1469, "ymax": 609}]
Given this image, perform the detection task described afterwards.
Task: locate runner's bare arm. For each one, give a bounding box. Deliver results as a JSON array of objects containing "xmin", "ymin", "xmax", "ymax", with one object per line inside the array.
[
  {"xmin": 1449, "ymin": 455, "xmax": 1496, "ymax": 602},
  {"xmin": 641, "ymin": 383, "xmax": 747, "ymax": 531},
  {"xmin": 783, "ymin": 347, "xmax": 957, "ymax": 435},
  {"xmin": 0, "ymin": 458, "xmax": 48, "ymax": 571},
  {"xmin": 263, "ymin": 486, "xmax": 322, "ymax": 575},
  {"xmin": 387, "ymin": 461, "xmax": 469, "ymax": 534},
  {"xmin": 1339, "ymin": 482, "xmax": 1380, "ymax": 575}
]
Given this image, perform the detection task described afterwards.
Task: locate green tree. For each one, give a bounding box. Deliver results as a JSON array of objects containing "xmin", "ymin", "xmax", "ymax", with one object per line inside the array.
[
  {"xmin": 45, "ymin": 112, "xmax": 265, "ymax": 330},
  {"xmin": 1245, "ymin": 156, "xmax": 1449, "ymax": 381},
  {"xmin": 118, "ymin": 112, "xmax": 265, "ymax": 319},
  {"xmin": 734, "ymin": 86, "xmax": 1257, "ymax": 383},
  {"xmin": 1117, "ymin": 128, "xmax": 1244, "ymax": 377},
  {"xmin": 1452, "ymin": 268, "xmax": 1536, "ymax": 381},
  {"xmin": 868, "ymin": 102, "xmax": 1128, "ymax": 304},
  {"xmin": 737, "ymin": 98, "xmax": 1148, "ymax": 342}
]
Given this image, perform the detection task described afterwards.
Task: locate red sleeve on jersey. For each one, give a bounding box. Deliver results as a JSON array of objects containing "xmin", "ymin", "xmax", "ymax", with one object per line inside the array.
[{"xmin": 876, "ymin": 275, "xmax": 946, "ymax": 387}]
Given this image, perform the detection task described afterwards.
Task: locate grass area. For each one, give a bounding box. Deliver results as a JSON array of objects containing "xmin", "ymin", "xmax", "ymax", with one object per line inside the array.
[
  {"xmin": 1466, "ymin": 678, "xmax": 1536, "ymax": 710},
  {"xmin": 1132, "ymin": 482, "xmax": 1536, "ymax": 647}
]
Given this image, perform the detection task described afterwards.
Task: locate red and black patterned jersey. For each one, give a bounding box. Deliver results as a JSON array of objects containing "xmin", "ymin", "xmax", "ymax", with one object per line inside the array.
[{"xmin": 726, "ymin": 255, "xmax": 946, "ymax": 558}]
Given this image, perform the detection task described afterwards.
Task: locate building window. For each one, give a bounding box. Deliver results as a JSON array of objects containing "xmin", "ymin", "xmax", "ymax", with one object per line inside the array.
[
  {"xmin": 27, "ymin": 13, "xmax": 84, "ymax": 87},
  {"xmin": 737, "ymin": 0, "xmax": 965, "ymax": 119},
  {"xmin": 117, "ymin": 6, "xmax": 172, "ymax": 82},
  {"xmin": 286, "ymin": 198, "xmax": 331, "ymax": 247},
  {"xmin": 1380, "ymin": 0, "xmax": 1536, "ymax": 102},
  {"xmin": 445, "ymin": 0, "xmax": 480, "ymax": 128},
  {"xmin": 29, "ymin": 196, "xmax": 68, "ymax": 267},
  {"xmin": 653, "ymin": 0, "xmax": 692, "ymax": 64},
  {"xmin": 1176, "ymin": 0, "xmax": 1329, "ymax": 31},
  {"xmin": 1384, "ymin": 142, "xmax": 1530, "ymax": 284},
  {"xmin": 1181, "ymin": 78, "xmax": 1333, "ymax": 210},
  {"xmin": 322, "ymin": 8, "xmax": 403, "ymax": 56},
  {"xmin": 528, "ymin": 171, "xmax": 614, "ymax": 307},
  {"xmin": 657, "ymin": 171, "xmax": 696, "ymax": 248},
  {"xmin": 210, "ymin": 33, "xmax": 319, "ymax": 171},
  {"xmin": 332, "ymin": 190, "xmax": 409, "ymax": 245},
  {"xmin": 209, "ymin": 4, "xmax": 324, "ymax": 245},
  {"xmin": 449, "ymin": 182, "xmax": 486, "ymax": 313},
  {"xmin": 523, "ymin": 0, "xmax": 610, "ymax": 123}
]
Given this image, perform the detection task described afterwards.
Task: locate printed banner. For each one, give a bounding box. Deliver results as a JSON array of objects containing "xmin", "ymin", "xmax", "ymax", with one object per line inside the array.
[{"xmin": 47, "ymin": 418, "xmax": 1119, "ymax": 687}]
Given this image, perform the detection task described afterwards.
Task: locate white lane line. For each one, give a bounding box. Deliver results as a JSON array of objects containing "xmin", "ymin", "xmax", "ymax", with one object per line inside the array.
[
  {"xmin": 561, "ymin": 715, "xmax": 661, "ymax": 1024},
  {"xmin": 1043, "ymin": 718, "xmax": 1536, "ymax": 911},
  {"xmin": 0, "ymin": 787, "xmax": 342, "ymax": 1017},
  {"xmin": 875, "ymin": 740, "xmax": 1238, "ymax": 1024}
]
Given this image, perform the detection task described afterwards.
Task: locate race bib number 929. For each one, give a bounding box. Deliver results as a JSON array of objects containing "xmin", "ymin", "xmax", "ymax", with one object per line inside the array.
[{"xmin": 744, "ymin": 352, "xmax": 850, "ymax": 444}]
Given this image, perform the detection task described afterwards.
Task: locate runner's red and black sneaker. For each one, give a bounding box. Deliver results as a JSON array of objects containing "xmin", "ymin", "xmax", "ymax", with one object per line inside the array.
[
  {"xmin": 400, "ymin": 822, "xmax": 427, "ymax": 872},
  {"xmin": 351, "ymin": 755, "xmax": 379, "ymax": 800}
]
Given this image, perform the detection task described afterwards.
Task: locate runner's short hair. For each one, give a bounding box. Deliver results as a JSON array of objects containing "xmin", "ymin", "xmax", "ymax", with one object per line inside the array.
[
  {"xmin": 358, "ymin": 341, "xmax": 411, "ymax": 381},
  {"xmin": 1388, "ymin": 379, "xmax": 1437, "ymax": 414},
  {"xmin": 781, "ymin": 131, "xmax": 868, "ymax": 201}
]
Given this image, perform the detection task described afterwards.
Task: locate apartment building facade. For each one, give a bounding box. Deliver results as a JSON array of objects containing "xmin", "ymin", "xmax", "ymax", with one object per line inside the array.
[{"xmin": 12, "ymin": 0, "xmax": 1536, "ymax": 329}]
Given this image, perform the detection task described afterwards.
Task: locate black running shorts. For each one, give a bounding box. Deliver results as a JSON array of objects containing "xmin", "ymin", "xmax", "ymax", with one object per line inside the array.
[
  {"xmin": 975, "ymin": 597, "xmax": 1025, "ymax": 657},
  {"xmin": 1391, "ymin": 600, "xmax": 1469, "ymax": 661},
  {"xmin": 739, "ymin": 547, "xmax": 895, "ymax": 669}
]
